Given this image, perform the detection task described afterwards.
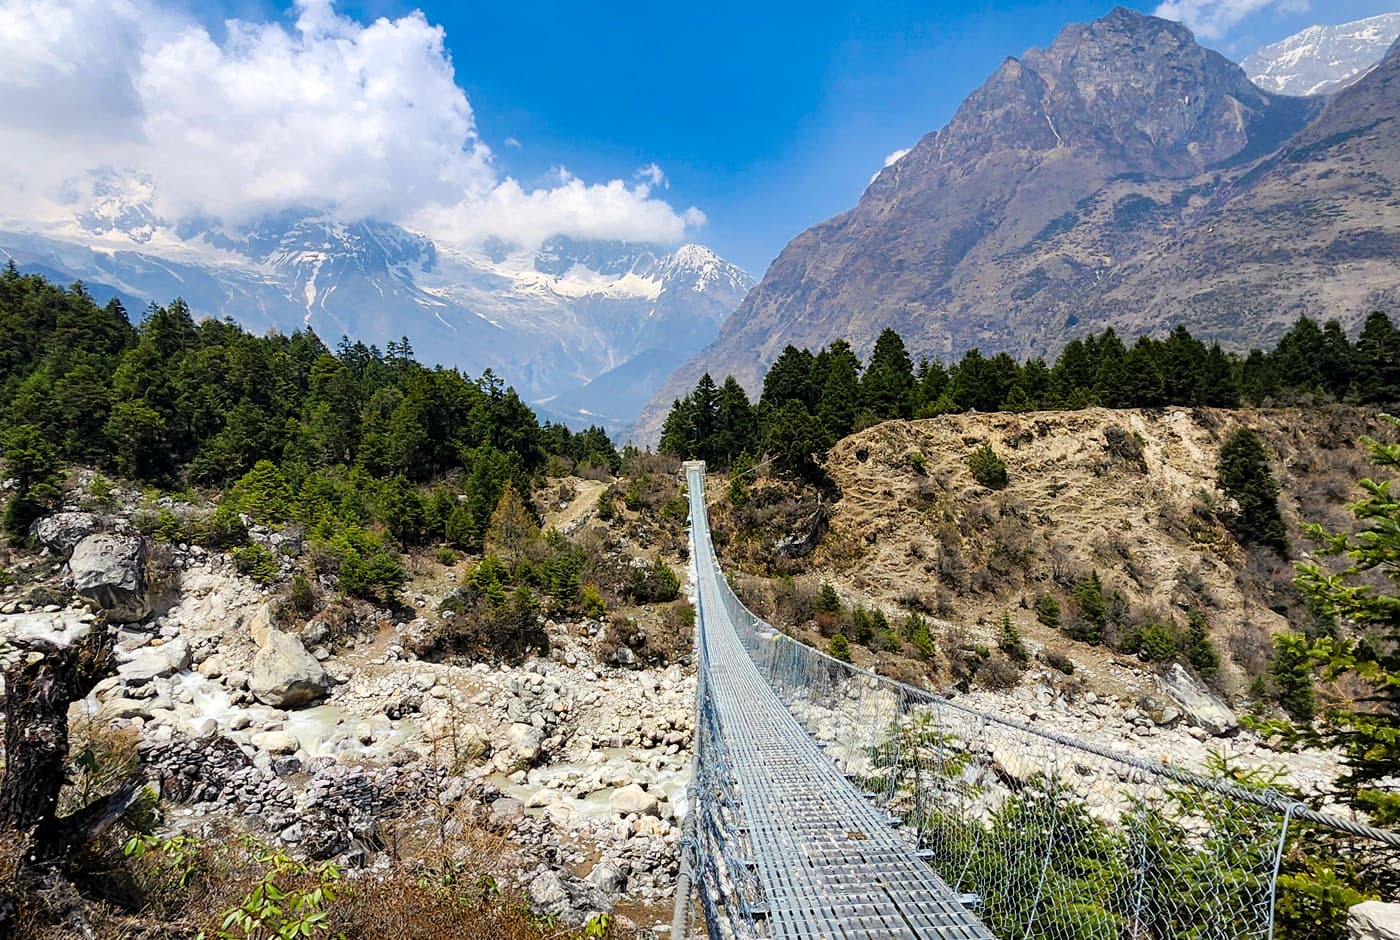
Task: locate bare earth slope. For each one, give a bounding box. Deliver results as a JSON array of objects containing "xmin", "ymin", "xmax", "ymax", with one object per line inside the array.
[{"xmin": 814, "ymin": 406, "xmax": 1394, "ymax": 698}]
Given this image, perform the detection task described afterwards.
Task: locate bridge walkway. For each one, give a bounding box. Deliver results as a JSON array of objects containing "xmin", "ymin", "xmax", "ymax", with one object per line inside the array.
[{"xmin": 686, "ymin": 462, "xmax": 995, "ymax": 940}]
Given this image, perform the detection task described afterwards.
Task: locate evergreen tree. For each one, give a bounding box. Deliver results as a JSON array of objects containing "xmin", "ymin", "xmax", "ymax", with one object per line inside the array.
[
  {"xmin": 1216, "ymin": 428, "xmax": 1288, "ymax": 554},
  {"xmin": 1294, "ymin": 416, "xmax": 1400, "ymax": 823},
  {"xmin": 1, "ymin": 424, "xmax": 61, "ymax": 538},
  {"xmin": 815, "ymin": 340, "xmax": 861, "ymax": 439},
  {"xmin": 1353, "ymin": 312, "xmax": 1400, "ymax": 404},
  {"xmin": 714, "ymin": 376, "xmax": 757, "ymax": 463},
  {"xmin": 860, "ymin": 328, "xmax": 915, "ymax": 419}
]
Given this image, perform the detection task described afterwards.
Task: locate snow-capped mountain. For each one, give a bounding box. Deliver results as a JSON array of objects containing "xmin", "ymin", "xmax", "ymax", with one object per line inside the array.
[
  {"xmin": 0, "ymin": 188, "xmax": 754, "ymax": 436},
  {"xmin": 1243, "ymin": 13, "xmax": 1400, "ymax": 96}
]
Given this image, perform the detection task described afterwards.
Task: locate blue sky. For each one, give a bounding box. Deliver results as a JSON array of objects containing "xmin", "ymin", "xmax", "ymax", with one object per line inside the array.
[
  {"xmin": 6, "ymin": 0, "xmax": 1398, "ymax": 276},
  {"xmin": 339, "ymin": 0, "xmax": 1400, "ymax": 274}
]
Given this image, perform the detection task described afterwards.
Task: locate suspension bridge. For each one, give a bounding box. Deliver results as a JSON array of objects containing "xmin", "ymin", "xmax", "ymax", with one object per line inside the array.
[{"xmin": 673, "ymin": 461, "xmax": 1399, "ymax": 940}]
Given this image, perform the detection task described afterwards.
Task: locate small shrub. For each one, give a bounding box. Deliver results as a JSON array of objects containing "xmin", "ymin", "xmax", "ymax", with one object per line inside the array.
[
  {"xmin": 232, "ymin": 543, "xmax": 279, "ymax": 584},
  {"xmin": 1271, "ymin": 633, "xmax": 1316, "ymax": 722},
  {"xmin": 437, "ymin": 547, "xmax": 458, "ymax": 566},
  {"xmin": 976, "ymin": 654, "xmax": 1023, "ymax": 690},
  {"xmin": 828, "ymin": 632, "xmax": 852, "ymax": 662},
  {"xmin": 1035, "ymin": 593, "xmax": 1062, "ymax": 629},
  {"xmin": 814, "ymin": 582, "xmax": 841, "ymax": 616},
  {"xmin": 1139, "ymin": 622, "xmax": 1179, "ymax": 663},
  {"xmin": 1044, "ymin": 650, "xmax": 1075, "ymax": 675},
  {"xmin": 197, "ymin": 505, "xmax": 250, "ymax": 549},
  {"xmin": 968, "ymin": 443, "xmax": 1008, "ymax": 490},
  {"xmin": 901, "ymin": 613, "xmax": 936, "ymax": 659},
  {"xmin": 1184, "ymin": 610, "xmax": 1220, "ymax": 679},
  {"xmin": 596, "ymin": 489, "xmax": 616, "ymax": 522},
  {"xmin": 997, "ymin": 612, "xmax": 1028, "ymax": 663},
  {"xmin": 581, "ymin": 583, "xmax": 607, "ymax": 619},
  {"xmin": 628, "ymin": 557, "xmax": 681, "ymax": 603},
  {"xmin": 289, "ymin": 572, "xmax": 316, "ymax": 616}
]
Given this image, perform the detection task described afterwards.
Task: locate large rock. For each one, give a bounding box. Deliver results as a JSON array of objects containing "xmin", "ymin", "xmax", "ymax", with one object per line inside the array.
[
  {"xmin": 609, "ymin": 782, "xmax": 660, "ymax": 817},
  {"xmin": 1156, "ymin": 663, "xmax": 1237, "ymax": 737},
  {"xmin": 31, "ymin": 511, "xmax": 104, "ymax": 555},
  {"xmin": 1350, "ymin": 902, "xmax": 1400, "ymax": 940},
  {"xmin": 249, "ymin": 630, "xmax": 328, "ymax": 708},
  {"xmin": 118, "ymin": 639, "xmax": 191, "ymax": 682},
  {"xmin": 69, "ymin": 532, "xmax": 150, "ymax": 622},
  {"xmin": 506, "ymin": 722, "xmax": 544, "ymax": 765}
]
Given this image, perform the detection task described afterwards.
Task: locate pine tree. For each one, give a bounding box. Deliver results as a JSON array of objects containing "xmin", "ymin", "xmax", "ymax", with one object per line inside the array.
[
  {"xmin": 860, "ymin": 328, "xmax": 915, "ymax": 419},
  {"xmin": 828, "ymin": 632, "xmax": 852, "ymax": 663},
  {"xmin": 1294, "ymin": 416, "xmax": 1400, "ymax": 823},
  {"xmin": 1216, "ymin": 428, "xmax": 1288, "ymax": 555}
]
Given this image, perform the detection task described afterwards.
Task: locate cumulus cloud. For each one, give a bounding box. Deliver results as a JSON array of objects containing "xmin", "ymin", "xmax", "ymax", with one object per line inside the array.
[
  {"xmin": 1152, "ymin": 0, "xmax": 1310, "ymax": 41},
  {"xmin": 0, "ymin": 0, "xmax": 704, "ymax": 248}
]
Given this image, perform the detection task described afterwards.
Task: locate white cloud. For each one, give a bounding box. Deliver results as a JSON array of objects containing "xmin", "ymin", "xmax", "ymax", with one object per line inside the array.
[
  {"xmin": 870, "ymin": 147, "xmax": 912, "ymax": 183},
  {"xmin": 0, "ymin": 0, "xmax": 704, "ymax": 249},
  {"xmin": 1152, "ymin": 0, "xmax": 1311, "ymax": 41}
]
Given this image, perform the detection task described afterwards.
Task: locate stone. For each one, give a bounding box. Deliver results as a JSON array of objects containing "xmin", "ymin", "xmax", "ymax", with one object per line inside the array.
[
  {"xmin": 529, "ymin": 870, "xmax": 571, "ymax": 916},
  {"xmin": 587, "ymin": 860, "xmax": 628, "ymax": 895},
  {"xmin": 69, "ymin": 532, "xmax": 150, "ymax": 621},
  {"xmin": 248, "ymin": 602, "xmax": 278, "ymax": 648},
  {"xmin": 249, "ymin": 630, "xmax": 328, "ymax": 708},
  {"xmin": 97, "ymin": 698, "xmax": 153, "ymax": 722},
  {"xmin": 489, "ymin": 797, "xmax": 525, "ymax": 823},
  {"xmin": 31, "ymin": 511, "xmax": 104, "ymax": 555},
  {"xmin": 1156, "ymin": 663, "xmax": 1238, "ymax": 736},
  {"xmin": 119, "ymin": 643, "xmax": 188, "ymax": 682},
  {"xmin": 609, "ymin": 783, "xmax": 660, "ymax": 818},
  {"xmin": 507, "ymin": 722, "xmax": 545, "ymax": 765},
  {"xmin": 1349, "ymin": 902, "xmax": 1400, "ymax": 940},
  {"xmin": 251, "ymin": 730, "xmax": 300, "ymax": 754}
]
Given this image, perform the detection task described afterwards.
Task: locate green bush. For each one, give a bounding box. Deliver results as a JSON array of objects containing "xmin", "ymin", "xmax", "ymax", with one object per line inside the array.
[
  {"xmin": 1035, "ymin": 593, "xmax": 1062, "ymax": 629},
  {"xmin": 968, "ymin": 443, "xmax": 1008, "ymax": 490},
  {"xmin": 581, "ymin": 583, "xmax": 607, "ymax": 619},
  {"xmin": 232, "ymin": 543, "xmax": 279, "ymax": 584},
  {"xmin": 596, "ymin": 489, "xmax": 616, "ymax": 522},
  {"xmin": 901, "ymin": 613, "xmax": 936, "ymax": 659},
  {"xmin": 628, "ymin": 557, "xmax": 681, "ymax": 603},
  {"xmin": 289, "ymin": 572, "xmax": 316, "ymax": 616},
  {"xmin": 1184, "ymin": 610, "xmax": 1220, "ymax": 679},
  {"xmin": 1271, "ymin": 633, "xmax": 1316, "ymax": 722},
  {"xmin": 1139, "ymin": 622, "xmax": 1178, "ymax": 663},
  {"xmin": 997, "ymin": 612, "xmax": 1028, "ymax": 663},
  {"xmin": 828, "ymin": 632, "xmax": 852, "ymax": 662}
]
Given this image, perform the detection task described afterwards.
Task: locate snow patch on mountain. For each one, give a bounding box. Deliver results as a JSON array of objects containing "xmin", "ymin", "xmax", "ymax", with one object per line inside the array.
[
  {"xmin": 1243, "ymin": 13, "xmax": 1400, "ymax": 96},
  {"xmin": 0, "ymin": 193, "xmax": 754, "ymax": 435}
]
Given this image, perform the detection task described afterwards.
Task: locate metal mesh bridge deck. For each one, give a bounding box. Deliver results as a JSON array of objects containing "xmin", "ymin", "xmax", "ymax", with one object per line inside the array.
[{"xmin": 686, "ymin": 462, "xmax": 995, "ymax": 939}]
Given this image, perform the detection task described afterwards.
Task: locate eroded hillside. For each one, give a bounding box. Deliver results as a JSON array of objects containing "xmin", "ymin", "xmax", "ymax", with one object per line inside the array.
[{"xmin": 725, "ymin": 406, "xmax": 1394, "ymax": 705}]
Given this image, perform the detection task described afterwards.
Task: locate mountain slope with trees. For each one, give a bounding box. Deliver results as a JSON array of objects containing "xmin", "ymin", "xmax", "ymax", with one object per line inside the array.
[{"xmin": 635, "ymin": 8, "xmax": 1400, "ymax": 445}]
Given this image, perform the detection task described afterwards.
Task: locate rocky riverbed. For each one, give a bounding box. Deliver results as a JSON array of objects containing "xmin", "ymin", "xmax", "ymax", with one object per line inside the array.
[{"xmin": 1, "ymin": 506, "xmax": 695, "ymax": 934}]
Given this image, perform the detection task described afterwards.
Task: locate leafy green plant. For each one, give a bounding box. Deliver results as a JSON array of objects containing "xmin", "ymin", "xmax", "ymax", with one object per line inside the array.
[
  {"xmin": 580, "ymin": 583, "xmax": 606, "ymax": 619},
  {"xmin": 233, "ymin": 543, "xmax": 280, "ymax": 584},
  {"xmin": 123, "ymin": 832, "xmax": 202, "ymax": 890},
  {"xmin": 1035, "ymin": 593, "xmax": 1061, "ymax": 629},
  {"xmin": 968, "ymin": 443, "xmax": 1008, "ymax": 490},
  {"xmin": 216, "ymin": 844, "xmax": 344, "ymax": 940},
  {"xmin": 828, "ymin": 632, "xmax": 852, "ymax": 662}
]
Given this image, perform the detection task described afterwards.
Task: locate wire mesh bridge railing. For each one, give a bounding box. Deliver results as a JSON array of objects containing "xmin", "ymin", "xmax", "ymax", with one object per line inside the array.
[{"xmin": 676, "ymin": 461, "xmax": 1400, "ymax": 940}]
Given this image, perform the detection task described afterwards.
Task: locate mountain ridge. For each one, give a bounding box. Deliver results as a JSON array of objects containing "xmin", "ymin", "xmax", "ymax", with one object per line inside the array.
[
  {"xmin": 633, "ymin": 8, "xmax": 1399, "ymax": 444},
  {"xmin": 1, "ymin": 201, "xmax": 754, "ymax": 436}
]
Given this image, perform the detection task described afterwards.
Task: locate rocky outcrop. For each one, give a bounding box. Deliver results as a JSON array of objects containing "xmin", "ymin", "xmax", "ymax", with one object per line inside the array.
[
  {"xmin": 1350, "ymin": 902, "xmax": 1400, "ymax": 940},
  {"xmin": 1156, "ymin": 663, "xmax": 1238, "ymax": 737},
  {"xmin": 249, "ymin": 631, "xmax": 328, "ymax": 708},
  {"xmin": 31, "ymin": 511, "xmax": 104, "ymax": 555},
  {"xmin": 69, "ymin": 532, "xmax": 150, "ymax": 621}
]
